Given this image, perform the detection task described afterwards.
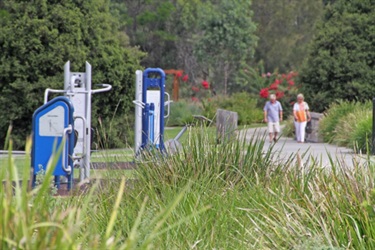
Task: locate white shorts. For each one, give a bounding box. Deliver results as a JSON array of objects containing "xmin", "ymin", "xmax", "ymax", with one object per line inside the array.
[{"xmin": 268, "ymin": 122, "xmax": 280, "ymax": 133}]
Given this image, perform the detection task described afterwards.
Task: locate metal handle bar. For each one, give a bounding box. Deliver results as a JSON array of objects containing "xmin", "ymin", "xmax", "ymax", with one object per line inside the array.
[
  {"xmin": 74, "ymin": 115, "xmax": 87, "ymax": 158},
  {"xmin": 45, "ymin": 84, "xmax": 112, "ymax": 103},
  {"xmin": 62, "ymin": 125, "xmax": 73, "ymax": 174},
  {"xmin": 92, "ymin": 84, "xmax": 112, "ymax": 94},
  {"xmin": 44, "ymin": 88, "xmax": 83, "ymax": 103},
  {"xmin": 133, "ymin": 100, "xmax": 145, "ymax": 108},
  {"xmin": 164, "ymin": 92, "xmax": 172, "ymax": 118},
  {"xmin": 44, "ymin": 88, "xmax": 66, "ymax": 104},
  {"xmin": 174, "ymin": 125, "xmax": 188, "ymax": 141}
]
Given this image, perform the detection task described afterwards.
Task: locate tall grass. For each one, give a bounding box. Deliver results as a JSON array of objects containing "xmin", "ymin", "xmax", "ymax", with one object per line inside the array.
[
  {"xmin": 0, "ymin": 137, "xmax": 197, "ymax": 249},
  {"xmin": 2, "ymin": 126, "xmax": 375, "ymax": 248},
  {"xmin": 319, "ymin": 101, "xmax": 371, "ymax": 143},
  {"xmin": 133, "ymin": 126, "xmax": 375, "ymax": 249},
  {"xmin": 333, "ymin": 108, "xmax": 372, "ymax": 151},
  {"xmin": 320, "ymin": 100, "xmax": 372, "ymax": 152}
]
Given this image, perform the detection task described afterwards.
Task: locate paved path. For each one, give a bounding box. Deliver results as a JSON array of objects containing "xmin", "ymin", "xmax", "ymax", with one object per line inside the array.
[{"xmin": 241, "ymin": 127, "xmax": 368, "ymax": 168}]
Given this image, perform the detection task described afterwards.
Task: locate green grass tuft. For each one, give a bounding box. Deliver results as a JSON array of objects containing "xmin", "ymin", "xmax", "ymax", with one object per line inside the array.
[{"xmin": 2, "ymin": 125, "xmax": 375, "ymax": 248}]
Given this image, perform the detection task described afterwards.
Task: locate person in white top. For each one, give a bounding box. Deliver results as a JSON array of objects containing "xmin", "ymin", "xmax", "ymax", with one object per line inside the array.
[{"xmin": 293, "ymin": 93, "xmax": 311, "ymax": 143}]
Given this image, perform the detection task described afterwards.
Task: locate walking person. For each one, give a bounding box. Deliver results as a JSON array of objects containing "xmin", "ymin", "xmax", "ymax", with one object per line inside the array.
[
  {"xmin": 293, "ymin": 93, "xmax": 311, "ymax": 143},
  {"xmin": 263, "ymin": 94, "xmax": 283, "ymax": 143}
]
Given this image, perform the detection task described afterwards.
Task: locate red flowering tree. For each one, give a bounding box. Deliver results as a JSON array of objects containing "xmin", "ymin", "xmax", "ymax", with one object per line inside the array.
[{"xmin": 259, "ymin": 71, "xmax": 300, "ymax": 116}]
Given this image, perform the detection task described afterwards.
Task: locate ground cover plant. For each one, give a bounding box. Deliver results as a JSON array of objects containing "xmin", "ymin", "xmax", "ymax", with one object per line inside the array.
[{"xmin": 2, "ymin": 127, "xmax": 375, "ymax": 248}]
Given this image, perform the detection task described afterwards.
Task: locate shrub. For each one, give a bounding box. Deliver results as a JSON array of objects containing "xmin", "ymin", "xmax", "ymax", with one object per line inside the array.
[
  {"xmin": 95, "ymin": 114, "xmax": 134, "ymax": 149},
  {"xmin": 202, "ymin": 92, "xmax": 263, "ymax": 125},
  {"xmin": 319, "ymin": 100, "xmax": 372, "ymax": 152},
  {"xmin": 332, "ymin": 108, "xmax": 371, "ymax": 148},
  {"xmin": 350, "ymin": 115, "xmax": 372, "ymax": 153},
  {"xmin": 166, "ymin": 100, "xmax": 203, "ymax": 126},
  {"xmin": 282, "ymin": 115, "xmax": 296, "ymax": 138},
  {"xmin": 319, "ymin": 101, "xmax": 364, "ymax": 143}
]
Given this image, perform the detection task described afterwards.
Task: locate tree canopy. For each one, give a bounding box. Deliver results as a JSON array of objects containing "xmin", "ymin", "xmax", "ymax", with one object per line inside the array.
[
  {"xmin": 300, "ymin": 0, "xmax": 375, "ymax": 112},
  {"xmin": 252, "ymin": 0, "xmax": 324, "ymax": 73},
  {"xmin": 119, "ymin": 0, "xmax": 258, "ymax": 95},
  {"xmin": 194, "ymin": 0, "xmax": 257, "ymax": 95},
  {"xmin": 0, "ymin": 0, "xmax": 143, "ymax": 149}
]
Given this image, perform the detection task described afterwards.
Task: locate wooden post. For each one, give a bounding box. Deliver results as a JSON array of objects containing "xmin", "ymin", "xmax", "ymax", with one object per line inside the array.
[
  {"xmin": 172, "ymin": 75, "xmax": 179, "ymax": 102},
  {"xmin": 216, "ymin": 109, "xmax": 238, "ymax": 144},
  {"xmin": 164, "ymin": 69, "xmax": 183, "ymax": 102}
]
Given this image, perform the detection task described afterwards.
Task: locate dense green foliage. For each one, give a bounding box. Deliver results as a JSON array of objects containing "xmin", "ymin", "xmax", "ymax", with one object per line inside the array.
[
  {"xmin": 252, "ymin": 0, "xmax": 324, "ymax": 72},
  {"xmin": 202, "ymin": 92, "xmax": 264, "ymax": 125},
  {"xmin": 194, "ymin": 0, "xmax": 257, "ymax": 95},
  {"xmin": 166, "ymin": 101, "xmax": 203, "ymax": 126},
  {"xmin": 301, "ymin": 0, "xmax": 375, "ymax": 112},
  {"xmin": 319, "ymin": 100, "xmax": 372, "ymax": 152},
  {"xmin": 319, "ymin": 101, "xmax": 364, "ymax": 143},
  {"xmin": 0, "ymin": 0, "xmax": 143, "ymax": 149},
  {"xmin": 118, "ymin": 0, "xmax": 258, "ymax": 95},
  {"xmin": 116, "ymin": 0, "xmax": 325, "ymax": 96}
]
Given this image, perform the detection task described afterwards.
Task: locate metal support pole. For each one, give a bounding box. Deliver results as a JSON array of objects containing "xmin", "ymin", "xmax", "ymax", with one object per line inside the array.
[
  {"xmin": 149, "ymin": 103, "xmax": 155, "ymax": 145},
  {"xmin": 84, "ymin": 62, "xmax": 92, "ymax": 180},
  {"xmin": 142, "ymin": 103, "xmax": 150, "ymax": 149},
  {"xmin": 134, "ymin": 70, "xmax": 143, "ymax": 155}
]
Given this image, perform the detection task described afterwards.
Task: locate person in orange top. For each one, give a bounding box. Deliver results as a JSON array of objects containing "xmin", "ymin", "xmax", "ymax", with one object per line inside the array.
[{"xmin": 293, "ymin": 93, "xmax": 311, "ymax": 143}]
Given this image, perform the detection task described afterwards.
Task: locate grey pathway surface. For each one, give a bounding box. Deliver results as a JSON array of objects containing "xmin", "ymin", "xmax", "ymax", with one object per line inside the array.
[{"xmin": 240, "ymin": 126, "xmax": 368, "ymax": 168}]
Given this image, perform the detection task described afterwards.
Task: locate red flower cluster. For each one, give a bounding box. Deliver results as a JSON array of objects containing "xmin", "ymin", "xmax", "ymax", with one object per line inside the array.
[
  {"xmin": 259, "ymin": 88, "xmax": 269, "ymax": 98},
  {"xmin": 191, "ymin": 97, "xmax": 199, "ymax": 102},
  {"xmin": 269, "ymin": 83, "xmax": 278, "ymax": 90},
  {"xmin": 259, "ymin": 71, "xmax": 299, "ymax": 99},
  {"xmin": 201, "ymin": 80, "xmax": 210, "ymax": 89},
  {"xmin": 276, "ymin": 91, "xmax": 284, "ymax": 99},
  {"xmin": 191, "ymin": 86, "xmax": 199, "ymax": 92},
  {"xmin": 175, "ymin": 71, "xmax": 183, "ymax": 78},
  {"xmin": 182, "ymin": 74, "xmax": 189, "ymax": 82}
]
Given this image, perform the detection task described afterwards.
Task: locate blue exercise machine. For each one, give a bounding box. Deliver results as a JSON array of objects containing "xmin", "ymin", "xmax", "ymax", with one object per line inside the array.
[
  {"xmin": 31, "ymin": 96, "xmax": 75, "ymax": 189},
  {"xmin": 134, "ymin": 68, "xmax": 171, "ymax": 156},
  {"xmin": 31, "ymin": 61, "xmax": 111, "ymax": 190}
]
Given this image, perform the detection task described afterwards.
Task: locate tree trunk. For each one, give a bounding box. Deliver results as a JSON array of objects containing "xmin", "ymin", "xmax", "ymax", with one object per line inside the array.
[{"xmin": 224, "ymin": 62, "xmax": 229, "ymax": 96}]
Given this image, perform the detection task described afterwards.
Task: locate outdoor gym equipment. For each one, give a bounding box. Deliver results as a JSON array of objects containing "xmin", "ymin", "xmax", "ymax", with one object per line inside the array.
[
  {"xmin": 32, "ymin": 61, "xmax": 112, "ymax": 189},
  {"xmin": 134, "ymin": 68, "xmax": 172, "ymax": 156},
  {"xmin": 31, "ymin": 96, "xmax": 75, "ymax": 189}
]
